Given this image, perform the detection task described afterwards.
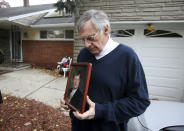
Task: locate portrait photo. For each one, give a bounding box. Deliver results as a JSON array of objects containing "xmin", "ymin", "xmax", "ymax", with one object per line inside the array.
[{"xmin": 64, "ymin": 63, "xmax": 92, "ymax": 113}]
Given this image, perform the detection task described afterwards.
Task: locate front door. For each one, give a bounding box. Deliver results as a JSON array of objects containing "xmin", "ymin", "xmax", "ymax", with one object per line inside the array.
[{"xmin": 11, "ymin": 25, "xmax": 22, "ymax": 62}]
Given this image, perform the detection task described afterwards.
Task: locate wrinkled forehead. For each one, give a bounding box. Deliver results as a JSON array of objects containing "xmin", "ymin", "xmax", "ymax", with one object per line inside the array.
[
  {"xmin": 79, "ymin": 20, "xmax": 98, "ymax": 37},
  {"xmin": 80, "ymin": 20, "xmax": 95, "ymax": 30}
]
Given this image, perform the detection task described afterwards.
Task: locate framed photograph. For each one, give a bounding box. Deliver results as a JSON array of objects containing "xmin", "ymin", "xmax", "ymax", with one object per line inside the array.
[{"xmin": 64, "ymin": 62, "xmax": 92, "ymax": 113}]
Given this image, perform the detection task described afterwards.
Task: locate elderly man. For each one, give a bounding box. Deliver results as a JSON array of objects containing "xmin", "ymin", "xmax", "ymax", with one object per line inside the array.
[{"xmin": 61, "ymin": 9, "xmax": 150, "ymax": 131}]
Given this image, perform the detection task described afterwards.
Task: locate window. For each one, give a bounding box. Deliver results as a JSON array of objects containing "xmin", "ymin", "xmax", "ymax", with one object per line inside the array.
[
  {"xmin": 48, "ymin": 30, "xmax": 64, "ymax": 38},
  {"xmin": 65, "ymin": 30, "xmax": 74, "ymax": 39},
  {"xmin": 40, "ymin": 29, "xmax": 74, "ymax": 40},
  {"xmin": 111, "ymin": 29, "xmax": 134, "ymax": 37},
  {"xmin": 144, "ymin": 29, "xmax": 182, "ymax": 38},
  {"xmin": 40, "ymin": 31, "xmax": 47, "ymax": 39}
]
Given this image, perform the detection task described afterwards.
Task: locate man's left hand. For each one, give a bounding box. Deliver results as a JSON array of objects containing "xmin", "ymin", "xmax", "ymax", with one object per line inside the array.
[{"xmin": 73, "ymin": 96, "xmax": 95, "ymax": 120}]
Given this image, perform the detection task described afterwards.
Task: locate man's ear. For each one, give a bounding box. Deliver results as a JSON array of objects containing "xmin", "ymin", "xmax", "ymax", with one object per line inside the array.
[{"xmin": 104, "ymin": 25, "xmax": 109, "ymax": 35}]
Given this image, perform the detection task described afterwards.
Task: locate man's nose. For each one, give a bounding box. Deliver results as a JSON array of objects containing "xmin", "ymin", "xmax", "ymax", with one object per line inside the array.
[{"xmin": 84, "ymin": 40, "xmax": 91, "ymax": 48}]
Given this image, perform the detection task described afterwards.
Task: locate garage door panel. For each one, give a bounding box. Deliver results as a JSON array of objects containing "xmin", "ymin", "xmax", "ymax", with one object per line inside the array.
[
  {"xmin": 112, "ymin": 38, "xmax": 137, "ymax": 49},
  {"xmin": 149, "ymin": 94, "xmax": 180, "ymax": 101},
  {"xmin": 141, "ymin": 39, "xmax": 184, "ymax": 49},
  {"xmin": 141, "ymin": 48, "xmax": 183, "ymax": 58},
  {"xmin": 147, "ymin": 77, "xmax": 181, "ymax": 89},
  {"xmin": 149, "ymin": 86, "xmax": 183, "ymax": 101},
  {"xmin": 142, "ymin": 57, "xmax": 183, "ymax": 69},
  {"xmin": 145, "ymin": 67, "xmax": 183, "ymax": 79}
]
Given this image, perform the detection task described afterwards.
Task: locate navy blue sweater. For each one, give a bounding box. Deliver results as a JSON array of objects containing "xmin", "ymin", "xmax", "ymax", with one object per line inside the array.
[{"xmin": 70, "ymin": 44, "xmax": 150, "ymax": 131}]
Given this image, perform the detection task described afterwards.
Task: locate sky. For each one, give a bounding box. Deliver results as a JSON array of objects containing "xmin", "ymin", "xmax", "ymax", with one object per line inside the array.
[{"xmin": 5, "ymin": 0, "xmax": 59, "ymax": 7}]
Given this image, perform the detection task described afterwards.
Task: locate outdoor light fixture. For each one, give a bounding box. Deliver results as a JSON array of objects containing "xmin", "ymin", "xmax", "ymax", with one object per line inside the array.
[
  {"xmin": 24, "ymin": 32, "xmax": 28, "ymax": 38},
  {"xmin": 147, "ymin": 24, "xmax": 154, "ymax": 31}
]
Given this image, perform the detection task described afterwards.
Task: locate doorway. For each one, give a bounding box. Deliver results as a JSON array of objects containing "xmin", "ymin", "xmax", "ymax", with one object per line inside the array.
[{"xmin": 11, "ymin": 25, "xmax": 22, "ymax": 62}]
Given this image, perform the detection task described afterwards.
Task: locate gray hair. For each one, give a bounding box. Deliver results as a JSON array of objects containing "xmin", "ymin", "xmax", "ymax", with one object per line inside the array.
[{"xmin": 77, "ymin": 9, "xmax": 111, "ymax": 34}]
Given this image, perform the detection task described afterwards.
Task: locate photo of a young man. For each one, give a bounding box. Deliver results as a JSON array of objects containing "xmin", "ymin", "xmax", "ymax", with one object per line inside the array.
[{"xmin": 66, "ymin": 68, "xmax": 86, "ymax": 111}]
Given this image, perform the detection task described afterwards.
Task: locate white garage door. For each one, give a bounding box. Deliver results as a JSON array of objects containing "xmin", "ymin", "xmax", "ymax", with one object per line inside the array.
[{"xmin": 112, "ymin": 23, "xmax": 184, "ymax": 102}]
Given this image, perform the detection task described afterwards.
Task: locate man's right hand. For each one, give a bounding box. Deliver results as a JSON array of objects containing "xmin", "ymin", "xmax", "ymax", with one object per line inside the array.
[{"xmin": 60, "ymin": 99, "xmax": 69, "ymax": 110}]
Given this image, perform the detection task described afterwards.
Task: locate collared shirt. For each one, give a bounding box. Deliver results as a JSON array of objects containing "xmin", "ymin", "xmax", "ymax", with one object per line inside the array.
[
  {"xmin": 71, "ymin": 88, "xmax": 77, "ymax": 97},
  {"xmin": 95, "ymin": 36, "xmax": 119, "ymax": 60}
]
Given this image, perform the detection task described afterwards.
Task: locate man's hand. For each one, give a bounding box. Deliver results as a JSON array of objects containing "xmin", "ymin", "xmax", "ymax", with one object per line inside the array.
[
  {"xmin": 73, "ymin": 96, "xmax": 95, "ymax": 120},
  {"xmin": 60, "ymin": 99, "xmax": 69, "ymax": 110}
]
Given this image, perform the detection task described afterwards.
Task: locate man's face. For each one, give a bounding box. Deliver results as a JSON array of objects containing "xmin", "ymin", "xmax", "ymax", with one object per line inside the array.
[
  {"xmin": 79, "ymin": 20, "xmax": 109, "ymax": 55},
  {"xmin": 73, "ymin": 74, "xmax": 80, "ymax": 89}
]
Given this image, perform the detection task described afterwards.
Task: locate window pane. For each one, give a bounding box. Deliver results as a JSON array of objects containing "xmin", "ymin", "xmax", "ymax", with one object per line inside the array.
[
  {"xmin": 144, "ymin": 29, "xmax": 183, "ymax": 37},
  {"xmin": 48, "ymin": 30, "xmax": 64, "ymax": 38},
  {"xmin": 65, "ymin": 30, "xmax": 74, "ymax": 39},
  {"xmin": 40, "ymin": 31, "xmax": 47, "ymax": 39},
  {"xmin": 111, "ymin": 29, "xmax": 134, "ymax": 37}
]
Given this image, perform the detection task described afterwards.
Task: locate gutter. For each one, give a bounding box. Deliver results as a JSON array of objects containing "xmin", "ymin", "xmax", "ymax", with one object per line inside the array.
[
  {"xmin": 111, "ymin": 20, "xmax": 184, "ymax": 24},
  {"xmin": 0, "ymin": 9, "xmax": 55, "ymax": 22},
  {"xmin": 0, "ymin": 17, "xmax": 8, "ymax": 21},
  {"xmin": 8, "ymin": 9, "xmax": 55, "ymax": 21},
  {"xmin": 30, "ymin": 23, "xmax": 74, "ymax": 28},
  {"xmin": 32, "ymin": 20, "xmax": 184, "ymax": 28}
]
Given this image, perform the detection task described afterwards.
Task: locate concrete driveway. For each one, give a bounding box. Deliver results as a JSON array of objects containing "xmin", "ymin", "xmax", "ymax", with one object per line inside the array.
[{"xmin": 0, "ymin": 68, "xmax": 67, "ymax": 108}]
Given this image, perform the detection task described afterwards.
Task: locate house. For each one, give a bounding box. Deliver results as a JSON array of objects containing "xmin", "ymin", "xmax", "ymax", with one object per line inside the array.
[
  {"xmin": 0, "ymin": 2, "xmax": 74, "ymax": 69},
  {"xmin": 1, "ymin": 0, "xmax": 184, "ymax": 129},
  {"xmin": 1, "ymin": 0, "xmax": 184, "ymax": 102},
  {"xmin": 74, "ymin": 0, "xmax": 184, "ymax": 102}
]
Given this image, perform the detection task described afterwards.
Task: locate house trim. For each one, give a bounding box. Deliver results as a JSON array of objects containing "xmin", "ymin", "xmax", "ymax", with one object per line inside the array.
[
  {"xmin": 31, "ymin": 23, "xmax": 74, "ymax": 28},
  {"xmin": 9, "ymin": 9, "xmax": 55, "ymax": 21},
  {"xmin": 0, "ymin": 9, "xmax": 55, "ymax": 21},
  {"xmin": 111, "ymin": 21, "xmax": 184, "ymax": 24},
  {"xmin": 0, "ymin": 17, "xmax": 8, "ymax": 21}
]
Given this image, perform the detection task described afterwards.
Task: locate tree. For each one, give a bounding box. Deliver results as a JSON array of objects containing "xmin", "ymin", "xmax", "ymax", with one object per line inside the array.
[
  {"xmin": 54, "ymin": 0, "xmax": 81, "ymax": 16},
  {"xmin": 0, "ymin": 0, "xmax": 10, "ymax": 8}
]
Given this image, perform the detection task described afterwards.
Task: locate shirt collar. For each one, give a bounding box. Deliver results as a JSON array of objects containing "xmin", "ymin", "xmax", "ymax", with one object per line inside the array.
[{"xmin": 95, "ymin": 36, "xmax": 119, "ymax": 60}]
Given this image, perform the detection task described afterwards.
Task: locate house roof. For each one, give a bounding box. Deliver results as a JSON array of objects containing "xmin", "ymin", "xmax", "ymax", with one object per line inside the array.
[
  {"xmin": 31, "ymin": 10, "xmax": 74, "ymax": 27},
  {"xmin": 0, "ymin": 4, "xmax": 74, "ymax": 28},
  {"xmin": 0, "ymin": 4, "xmax": 55, "ymax": 18},
  {"xmin": 13, "ymin": 13, "xmax": 47, "ymax": 26},
  {"xmin": 32, "ymin": 16, "xmax": 74, "ymax": 27}
]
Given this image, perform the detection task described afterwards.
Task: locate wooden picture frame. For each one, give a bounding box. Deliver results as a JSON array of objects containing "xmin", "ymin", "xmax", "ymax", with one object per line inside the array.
[
  {"xmin": 0, "ymin": 90, "xmax": 3, "ymax": 104},
  {"xmin": 64, "ymin": 62, "xmax": 92, "ymax": 113}
]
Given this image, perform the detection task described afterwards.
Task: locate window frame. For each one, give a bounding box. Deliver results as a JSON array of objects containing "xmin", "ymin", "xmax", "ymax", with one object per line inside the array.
[
  {"xmin": 111, "ymin": 29, "xmax": 135, "ymax": 37},
  {"xmin": 144, "ymin": 29, "xmax": 183, "ymax": 38},
  {"xmin": 39, "ymin": 29, "xmax": 74, "ymax": 40}
]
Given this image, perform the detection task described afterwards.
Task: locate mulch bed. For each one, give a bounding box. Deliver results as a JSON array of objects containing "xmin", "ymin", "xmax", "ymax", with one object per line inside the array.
[{"xmin": 0, "ymin": 94, "xmax": 71, "ymax": 131}]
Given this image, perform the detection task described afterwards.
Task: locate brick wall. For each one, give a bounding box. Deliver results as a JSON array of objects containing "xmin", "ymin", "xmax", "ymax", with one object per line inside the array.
[
  {"xmin": 73, "ymin": 0, "xmax": 184, "ymax": 61},
  {"xmin": 22, "ymin": 40, "xmax": 73, "ymax": 69}
]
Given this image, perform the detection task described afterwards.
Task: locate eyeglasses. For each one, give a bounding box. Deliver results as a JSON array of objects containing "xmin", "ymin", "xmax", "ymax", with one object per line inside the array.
[{"xmin": 80, "ymin": 31, "xmax": 99, "ymax": 43}]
